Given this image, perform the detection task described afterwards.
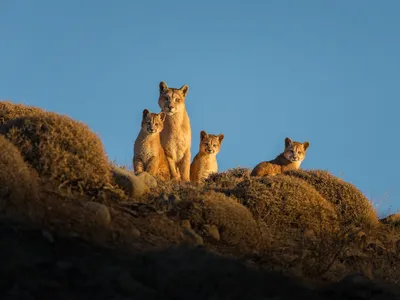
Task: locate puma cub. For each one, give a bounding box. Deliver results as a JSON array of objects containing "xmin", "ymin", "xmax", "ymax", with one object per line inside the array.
[
  {"xmin": 133, "ymin": 109, "xmax": 170, "ymax": 180},
  {"xmin": 251, "ymin": 137, "xmax": 310, "ymax": 177},
  {"xmin": 190, "ymin": 130, "xmax": 224, "ymax": 184},
  {"xmin": 158, "ymin": 81, "xmax": 191, "ymax": 182}
]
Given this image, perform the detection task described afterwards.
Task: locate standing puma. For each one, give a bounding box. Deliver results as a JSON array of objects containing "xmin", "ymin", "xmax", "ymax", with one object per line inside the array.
[
  {"xmin": 158, "ymin": 81, "xmax": 191, "ymax": 182},
  {"xmin": 251, "ymin": 137, "xmax": 310, "ymax": 177},
  {"xmin": 190, "ymin": 130, "xmax": 224, "ymax": 184},
  {"xmin": 133, "ymin": 109, "xmax": 170, "ymax": 180}
]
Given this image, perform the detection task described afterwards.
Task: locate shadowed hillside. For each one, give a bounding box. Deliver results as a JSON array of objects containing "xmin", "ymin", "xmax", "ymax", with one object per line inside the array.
[{"xmin": 0, "ymin": 101, "xmax": 399, "ymax": 299}]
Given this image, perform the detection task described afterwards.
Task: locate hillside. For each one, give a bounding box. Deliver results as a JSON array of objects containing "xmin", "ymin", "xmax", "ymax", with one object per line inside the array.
[{"xmin": 0, "ymin": 100, "xmax": 400, "ymax": 299}]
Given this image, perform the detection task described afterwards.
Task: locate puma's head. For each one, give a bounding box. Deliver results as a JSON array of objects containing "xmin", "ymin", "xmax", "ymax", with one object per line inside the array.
[
  {"xmin": 283, "ymin": 137, "xmax": 310, "ymax": 163},
  {"xmin": 158, "ymin": 81, "xmax": 189, "ymax": 116},
  {"xmin": 141, "ymin": 109, "xmax": 166, "ymax": 134},
  {"xmin": 199, "ymin": 130, "xmax": 224, "ymax": 155}
]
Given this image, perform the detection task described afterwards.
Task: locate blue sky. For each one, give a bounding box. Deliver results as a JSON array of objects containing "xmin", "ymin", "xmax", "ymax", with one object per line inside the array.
[{"xmin": 0, "ymin": 0, "xmax": 398, "ymax": 216}]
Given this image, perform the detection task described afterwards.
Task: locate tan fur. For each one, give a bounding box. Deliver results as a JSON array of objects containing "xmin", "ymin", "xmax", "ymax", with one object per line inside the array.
[
  {"xmin": 158, "ymin": 81, "xmax": 191, "ymax": 182},
  {"xmin": 190, "ymin": 131, "xmax": 224, "ymax": 184},
  {"xmin": 133, "ymin": 109, "xmax": 170, "ymax": 180},
  {"xmin": 251, "ymin": 137, "xmax": 310, "ymax": 177}
]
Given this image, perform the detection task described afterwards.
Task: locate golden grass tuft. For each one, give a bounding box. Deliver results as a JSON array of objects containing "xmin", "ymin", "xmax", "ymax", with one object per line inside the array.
[
  {"xmin": 0, "ymin": 112, "xmax": 110, "ymax": 192},
  {"xmin": 205, "ymin": 167, "xmax": 250, "ymax": 189},
  {"xmin": 0, "ymin": 135, "xmax": 39, "ymax": 217},
  {"xmin": 230, "ymin": 175, "xmax": 338, "ymax": 235},
  {"xmin": 0, "ymin": 100, "xmax": 46, "ymax": 126},
  {"xmin": 190, "ymin": 191, "xmax": 266, "ymax": 250},
  {"xmin": 286, "ymin": 170, "xmax": 379, "ymax": 228},
  {"xmin": 146, "ymin": 186, "xmax": 266, "ymax": 252}
]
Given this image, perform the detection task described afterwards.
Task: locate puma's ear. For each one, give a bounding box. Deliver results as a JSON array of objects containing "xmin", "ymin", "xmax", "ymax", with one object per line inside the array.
[
  {"xmin": 303, "ymin": 141, "xmax": 310, "ymax": 151},
  {"xmin": 159, "ymin": 81, "xmax": 169, "ymax": 95},
  {"xmin": 200, "ymin": 130, "xmax": 208, "ymax": 140},
  {"xmin": 218, "ymin": 134, "xmax": 224, "ymax": 143},
  {"xmin": 142, "ymin": 109, "xmax": 150, "ymax": 119},
  {"xmin": 159, "ymin": 112, "xmax": 166, "ymax": 122},
  {"xmin": 179, "ymin": 84, "xmax": 189, "ymax": 97},
  {"xmin": 285, "ymin": 137, "xmax": 292, "ymax": 148}
]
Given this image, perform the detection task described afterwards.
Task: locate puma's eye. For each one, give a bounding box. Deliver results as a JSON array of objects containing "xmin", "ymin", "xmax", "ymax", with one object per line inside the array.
[
  {"xmin": 213, "ymin": 144, "xmax": 217, "ymax": 147},
  {"xmin": 175, "ymin": 98, "xmax": 179, "ymax": 102}
]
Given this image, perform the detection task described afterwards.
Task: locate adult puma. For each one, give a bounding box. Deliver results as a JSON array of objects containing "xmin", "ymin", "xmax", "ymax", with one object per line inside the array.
[{"xmin": 158, "ymin": 81, "xmax": 191, "ymax": 182}]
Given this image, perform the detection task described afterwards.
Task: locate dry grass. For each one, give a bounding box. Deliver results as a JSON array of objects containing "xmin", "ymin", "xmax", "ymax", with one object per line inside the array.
[
  {"xmin": 230, "ymin": 175, "xmax": 338, "ymax": 234},
  {"xmin": 286, "ymin": 169, "xmax": 379, "ymax": 228},
  {"xmin": 175, "ymin": 190, "xmax": 266, "ymax": 251},
  {"xmin": 0, "ymin": 112, "xmax": 110, "ymax": 193},
  {"xmin": 0, "ymin": 135, "xmax": 39, "ymax": 220},
  {"xmin": 205, "ymin": 167, "xmax": 250, "ymax": 189},
  {"xmin": 134, "ymin": 167, "xmax": 400, "ymax": 281},
  {"xmin": 0, "ymin": 101, "xmax": 46, "ymax": 126}
]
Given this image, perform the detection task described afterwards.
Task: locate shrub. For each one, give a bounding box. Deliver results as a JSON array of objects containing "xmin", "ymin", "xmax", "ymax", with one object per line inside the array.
[
  {"xmin": 165, "ymin": 188, "xmax": 266, "ymax": 252},
  {"xmin": 286, "ymin": 170, "xmax": 379, "ymax": 228},
  {"xmin": 0, "ymin": 112, "xmax": 110, "ymax": 192},
  {"xmin": 205, "ymin": 167, "xmax": 250, "ymax": 189},
  {"xmin": 0, "ymin": 101, "xmax": 46, "ymax": 126},
  {"xmin": 0, "ymin": 135, "xmax": 38, "ymax": 217},
  {"xmin": 230, "ymin": 175, "xmax": 338, "ymax": 235}
]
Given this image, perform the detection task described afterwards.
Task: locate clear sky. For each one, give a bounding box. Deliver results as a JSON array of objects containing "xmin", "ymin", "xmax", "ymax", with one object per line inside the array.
[{"xmin": 0, "ymin": 0, "xmax": 398, "ymax": 217}]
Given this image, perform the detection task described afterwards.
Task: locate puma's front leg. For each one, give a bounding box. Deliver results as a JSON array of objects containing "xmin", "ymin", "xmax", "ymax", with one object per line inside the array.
[
  {"xmin": 166, "ymin": 156, "xmax": 180, "ymax": 181},
  {"xmin": 179, "ymin": 149, "xmax": 191, "ymax": 182},
  {"xmin": 146, "ymin": 157, "xmax": 158, "ymax": 176},
  {"xmin": 133, "ymin": 156, "xmax": 144, "ymax": 175}
]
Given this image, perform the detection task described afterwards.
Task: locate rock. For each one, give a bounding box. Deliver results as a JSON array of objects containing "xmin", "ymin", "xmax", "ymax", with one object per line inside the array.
[
  {"xmin": 42, "ymin": 230, "xmax": 54, "ymax": 243},
  {"xmin": 183, "ymin": 228, "xmax": 204, "ymax": 246},
  {"xmin": 137, "ymin": 172, "xmax": 157, "ymax": 189},
  {"xmin": 84, "ymin": 201, "xmax": 111, "ymax": 225},
  {"xmin": 203, "ymin": 224, "xmax": 220, "ymax": 241},
  {"xmin": 110, "ymin": 165, "xmax": 149, "ymax": 198},
  {"xmin": 131, "ymin": 227, "xmax": 141, "ymax": 238}
]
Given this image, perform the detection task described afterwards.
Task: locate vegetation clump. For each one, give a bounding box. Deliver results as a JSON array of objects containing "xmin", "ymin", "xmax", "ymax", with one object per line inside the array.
[
  {"xmin": 0, "ymin": 101, "xmax": 46, "ymax": 126},
  {"xmin": 286, "ymin": 169, "xmax": 379, "ymax": 228},
  {"xmin": 0, "ymin": 135, "xmax": 38, "ymax": 218},
  {"xmin": 0, "ymin": 112, "xmax": 110, "ymax": 192},
  {"xmin": 205, "ymin": 167, "xmax": 250, "ymax": 189},
  {"xmin": 176, "ymin": 190, "xmax": 266, "ymax": 251},
  {"xmin": 231, "ymin": 175, "xmax": 338, "ymax": 235}
]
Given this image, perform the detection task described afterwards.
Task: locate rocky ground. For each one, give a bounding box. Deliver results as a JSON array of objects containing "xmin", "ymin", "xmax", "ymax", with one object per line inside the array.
[{"xmin": 1, "ymin": 219, "xmax": 400, "ymax": 300}]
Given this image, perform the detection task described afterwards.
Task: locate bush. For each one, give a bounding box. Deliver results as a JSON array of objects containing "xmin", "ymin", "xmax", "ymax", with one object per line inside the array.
[
  {"xmin": 0, "ymin": 101, "xmax": 46, "ymax": 126},
  {"xmin": 286, "ymin": 170, "xmax": 379, "ymax": 228},
  {"xmin": 0, "ymin": 135, "xmax": 38, "ymax": 217},
  {"xmin": 0, "ymin": 112, "xmax": 110, "ymax": 192},
  {"xmin": 230, "ymin": 175, "xmax": 338, "ymax": 235},
  {"xmin": 205, "ymin": 167, "xmax": 250, "ymax": 189},
  {"xmin": 165, "ymin": 188, "xmax": 266, "ymax": 252}
]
